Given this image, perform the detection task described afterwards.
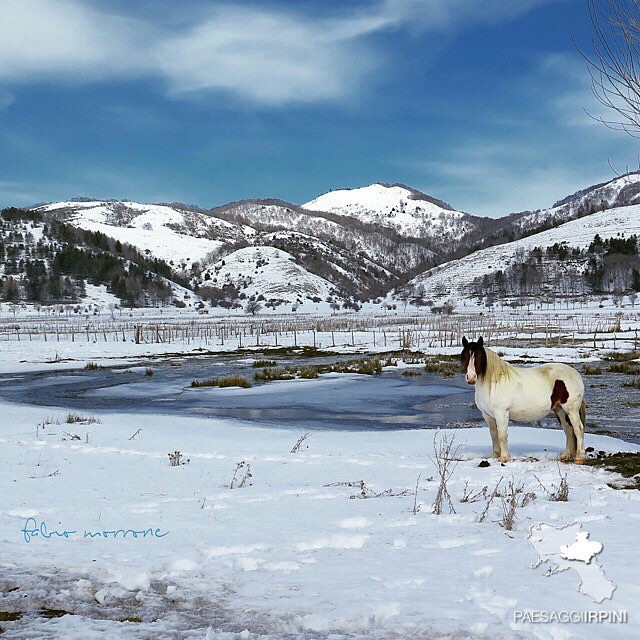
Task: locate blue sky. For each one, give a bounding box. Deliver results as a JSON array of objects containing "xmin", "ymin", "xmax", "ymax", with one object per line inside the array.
[{"xmin": 0, "ymin": 0, "xmax": 638, "ymax": 216}]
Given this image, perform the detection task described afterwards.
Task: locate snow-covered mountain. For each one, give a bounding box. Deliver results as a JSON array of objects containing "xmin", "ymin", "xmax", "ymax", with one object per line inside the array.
[
  {"xmin": 35, "ymin": 195, "xmax": 450, "ymax": 302},
  {"xmin": 302, "ymin": 183, "xmax": 478, "ymax": 240},
  {"xmin": 405, "ymin": 203, "xmax": 640, "ymax": 303},
  {"xmin": 477, "ymin": 172, "xmax": 640, "ymax": 246},
  {"xmin": 15, "ymin": 171, "xmax": 640, "ymax": 309}
]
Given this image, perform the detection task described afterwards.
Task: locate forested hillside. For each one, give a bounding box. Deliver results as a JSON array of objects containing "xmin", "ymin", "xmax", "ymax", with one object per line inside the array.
[{"xmin": 0, "ymin": 208, "xmax": 191, "ymax": 308}]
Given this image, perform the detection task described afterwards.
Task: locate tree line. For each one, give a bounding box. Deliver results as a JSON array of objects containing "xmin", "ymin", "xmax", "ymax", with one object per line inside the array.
[
  {"xmin": 471, "ymin": 234, "xmax": 640, "ymax": 299},
  {"xmin": 0, "ymin": 208, "xmax": 185, "ymax": 306}
]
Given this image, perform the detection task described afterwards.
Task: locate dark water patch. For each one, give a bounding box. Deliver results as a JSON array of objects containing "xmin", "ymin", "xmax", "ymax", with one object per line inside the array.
[
  {"xmin": 0, "ymin": 353, "xmax": 475, "ymax": 432},
  {"xmin": 1, "ymin": 354, "xmax": 639, "ymax": 441}
]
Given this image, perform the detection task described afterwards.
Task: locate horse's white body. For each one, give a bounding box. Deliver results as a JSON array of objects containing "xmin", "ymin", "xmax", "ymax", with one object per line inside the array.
[{"xmin": 467, "ymin": 348, "xmax": 586, "ymax": 463}]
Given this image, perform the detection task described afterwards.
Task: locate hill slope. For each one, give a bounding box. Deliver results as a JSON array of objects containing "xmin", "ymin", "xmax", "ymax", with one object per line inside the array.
[
  {"xmin": 0, "ymin": 208, "xmax": 198, "ymax": 309},
  {"xmin": 202, "ymin": 246, "xmax": 336, "ymax": 309},
  {"xmin": 405, "ymin": 204, "xmax": 640, "ymax": 303},
  {"xmin": 475, "ymin": 172, "xmax": 640, "ymax": 247},
  {"xmin": 35, "ymin": 201, "xmax": 245, "ymax": 267}
]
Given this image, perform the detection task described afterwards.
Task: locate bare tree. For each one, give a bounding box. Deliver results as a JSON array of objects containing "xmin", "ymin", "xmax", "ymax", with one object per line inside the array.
[
  {"xmin": 581, "ymin": 0, "xmax": 640, "ymax": 137},
  {"xmin": 245, "ymin": 300, "xmax": 261, "ymax": 315}
]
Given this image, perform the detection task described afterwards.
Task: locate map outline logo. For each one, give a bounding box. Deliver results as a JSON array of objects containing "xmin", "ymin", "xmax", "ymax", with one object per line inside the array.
[{"xmin": 527, "ymin": 521, "xmax": 616, "ymax": 604}]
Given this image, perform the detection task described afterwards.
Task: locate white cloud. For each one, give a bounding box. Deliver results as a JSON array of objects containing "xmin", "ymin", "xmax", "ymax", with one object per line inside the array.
[
  {"xmin": 534, "ymin": 51, "xmax": 640, "ymax": 142},
  {"xmin": 380, "ymin": 0, "xmax": 565, "ymax": 31},
  {"xmin": 426, "ymin": 150, "xmax": 608, "ymax": 216},
  {"xmin": 0, "ymin": 0, "xmax": 152, "ymax": 82},
  {"xmin": 0, "ymin": 0, "xmax": 565, "ymax": 105},
  {"xmin": 155, "ymin": 6, "xmax": 380, "ymax": 104}
]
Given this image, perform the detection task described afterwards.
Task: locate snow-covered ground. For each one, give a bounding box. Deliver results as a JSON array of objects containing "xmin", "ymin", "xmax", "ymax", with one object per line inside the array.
[
  {"xmin": 1, "ymin": 302, "xmax": 640, "ymax": 375},
  {"xmin": 1, "ymin": 302, "xmax": 640, "ymax": 638},
  {"xmin": 0, "ymin": 324, "xmax": 624, "ymax": 376},
  {"xmin": 1, "ymin": 390, "xmax": 638, "ymax": 639}
]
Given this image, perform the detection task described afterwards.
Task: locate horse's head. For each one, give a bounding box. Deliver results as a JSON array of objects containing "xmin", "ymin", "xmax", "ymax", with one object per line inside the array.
[{"xmin": 461, "ymin": 336, "xmax": 486, "ymax": 385}]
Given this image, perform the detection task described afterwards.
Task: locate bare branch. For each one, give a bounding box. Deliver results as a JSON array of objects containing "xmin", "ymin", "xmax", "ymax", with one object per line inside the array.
[
  {"xmin": 430, "ymin": 432, "xmax": 460, "ymax": 515},
  {"xmin": 578, "ymin": 0, "xmax": 640, "ymax": 136}
]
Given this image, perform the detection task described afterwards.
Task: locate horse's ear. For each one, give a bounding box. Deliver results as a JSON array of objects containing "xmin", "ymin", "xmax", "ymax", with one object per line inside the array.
[
  {"xmin": 477, "ymin": 336, "xmax": 484, "ymax": 347},
  {"xmin": 462, "ymin": 336, "xmax": 469, "ymax": 347}
]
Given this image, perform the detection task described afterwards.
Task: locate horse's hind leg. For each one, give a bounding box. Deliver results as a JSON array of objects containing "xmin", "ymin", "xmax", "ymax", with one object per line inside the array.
[
  {"xmin": 555, "ymin": 408, "xmax": 576, "ymax": 462},
  {"xmin": 482, "ymin": 412, "xmax": 500, "ymax": 458},
  {"xmin": 566, "ymin": 406, "xmax": 586, "ymax": 464}
]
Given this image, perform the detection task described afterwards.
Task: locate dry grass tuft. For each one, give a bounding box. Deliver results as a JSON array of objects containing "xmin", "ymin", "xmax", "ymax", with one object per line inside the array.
[
  {"xmin": 168, "ymin": 450, "xmax": 190, "ymax": 466},
  {"xmin": 229, "ymin": 461, "xmax": 252, "ymax": 488},
  {"xmin": 65, "ymin": 413, "xmax": 101, "ymax": 424},
  {"xmin": 191, "ymin": 375, "xmax": 251, "ymax": 388}
]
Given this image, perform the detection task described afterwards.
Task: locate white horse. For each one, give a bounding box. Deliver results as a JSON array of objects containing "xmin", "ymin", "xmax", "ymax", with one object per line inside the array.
[{"xmin": 461, "ymin": 337, "xmax": 586, "ymax": 464}]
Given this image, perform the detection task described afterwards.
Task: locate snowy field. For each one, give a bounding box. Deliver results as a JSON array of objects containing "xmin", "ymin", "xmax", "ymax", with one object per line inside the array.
[
  {"xmin": 1, "ymin": 308, "xmax": 640, "ymax": 639},
  {"xmin": 1, "ymin": 304, "xmax": 640, "ymax": 374},
  {"xmin": 1, "ymin": 394, "xmax": 639, "ymax": 639}
]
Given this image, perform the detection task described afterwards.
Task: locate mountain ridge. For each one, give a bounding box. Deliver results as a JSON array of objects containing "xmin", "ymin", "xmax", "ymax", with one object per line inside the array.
[{"xmin": 2, "ymin": 173, "xmax": 638, "ymax": 309}]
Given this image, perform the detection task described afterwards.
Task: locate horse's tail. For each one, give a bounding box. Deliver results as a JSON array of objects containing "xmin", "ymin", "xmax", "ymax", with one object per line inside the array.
[{"xmin": 580, "ymin": 399, "xmax": 586, "ymax": 429}]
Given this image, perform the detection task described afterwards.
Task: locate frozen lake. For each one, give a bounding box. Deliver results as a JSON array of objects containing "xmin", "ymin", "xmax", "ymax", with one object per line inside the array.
[
  {"xmin": 2, "ymin": 351, "xmax": 639, "ymax": 441},
  {"xmin": 0, "ymin": 353, "xmax": 479, "ymax": 432}
]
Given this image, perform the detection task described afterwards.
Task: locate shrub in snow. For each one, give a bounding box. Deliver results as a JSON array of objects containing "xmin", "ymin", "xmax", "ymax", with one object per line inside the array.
[
  {"xmin": 430, "ymin": 433, "xmax": 459, "ymax": 515},
  {"xmin": 191, "ymin": 376, "xmax": 251, "ymax": 389},
  {"xmin": 497, "ymin": 480, "xmax": 536, "ymax": 531},
  {"xmin": 229, "ymin": 461, "xmax": 252, "ymax": 489},
  {"xmin": 290, "ymin": 432, "xmax": 311, "ymax": 453},
  {"xmin": 168, "ymin": 451, "xmax": 190, "ymax": 467},
  {"xmin": 66, "ymin": 413, "xmax": 100, "ymax": 425}
]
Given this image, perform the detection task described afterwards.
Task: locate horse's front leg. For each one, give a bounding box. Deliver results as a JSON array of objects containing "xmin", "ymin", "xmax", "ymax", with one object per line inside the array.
[
  {"xmin": 495, "ymin": 411, "xmax": 512, "ymax": 463},
  {"xmin": 482, "ymin": 412, "xmax": 500, "ymax": 458}
]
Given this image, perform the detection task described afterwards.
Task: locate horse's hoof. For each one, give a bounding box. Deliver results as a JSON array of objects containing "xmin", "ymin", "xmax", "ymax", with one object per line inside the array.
[
  {"xmin": 574, "ymin": 458, "xmax": 586, "ymax": 465},
  {"xmin": 491, "ymin": 452, "xmax": 501, "ymax": 459},
  {"xmin": 559, "ymin": 454, "xmax": 575, "ymax": 463},
  {"xmin": 499, "ymin": 455, "xmax": 512, "ymax": 463}
]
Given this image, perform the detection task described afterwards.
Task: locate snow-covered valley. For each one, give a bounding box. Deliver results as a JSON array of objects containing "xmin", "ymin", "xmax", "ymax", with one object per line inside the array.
[
  {"xmin": 1, "ymin": 306, "xmax": 640, "ymax": 639},
  {"xmin": 3, "ymin": 175, "xmax": 640, "ymax": 639}
]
